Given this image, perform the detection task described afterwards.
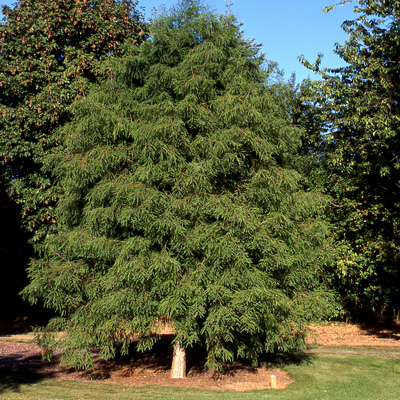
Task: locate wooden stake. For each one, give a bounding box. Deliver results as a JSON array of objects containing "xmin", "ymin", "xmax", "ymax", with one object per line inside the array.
[
  {"xmin": 171, "ymin": 341, "xmax": 186, "ymax": 379},
  {"xmin": 270, "ymin": 374, "xmax": 277, "ymax": 389}
]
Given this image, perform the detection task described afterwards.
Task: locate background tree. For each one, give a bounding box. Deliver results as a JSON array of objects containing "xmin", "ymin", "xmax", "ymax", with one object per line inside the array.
[
  {"xmin": 22, "ymin": 0, "xmax": 335, "ymax": 377},
  {"xmin": 0, "ymin": 0, "xmax": 147, "ymax": 250},
  {"xmin": 300, "ymin": 0, "xmax": 400, "ymax": 321}
]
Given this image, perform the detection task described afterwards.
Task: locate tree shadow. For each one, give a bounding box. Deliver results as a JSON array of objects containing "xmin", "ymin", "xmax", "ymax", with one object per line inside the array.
[
  {"xmin": 67, "ymin": 335, "xmax": 314, "ymax": 382},
  {"xmin": 259, "ymin": 350, "xmax": 315, "ymax": 368},
  {"xmin": 0, "ymin": 333, "xmax": 315, "ymax": 393},
  {"xmin": 359, "ymin": 322, "xmax": 400, "ymax": 342},
  {"xmin": 77, "ymin": 335, "xmax": 175, "ymax": 380},
  {"xmin": 0, "ymin": 369, "xmax": 46, "ymax": 394},
  {"xmin": 0, "ymin": 352, "xmax": 61, "ymax": 394}
]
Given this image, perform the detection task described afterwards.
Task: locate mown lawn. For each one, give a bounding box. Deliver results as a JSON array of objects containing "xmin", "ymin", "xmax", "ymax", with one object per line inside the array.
[{"xmin": 1, "ymin": 351, "xmax": 399, "ymax": 400}]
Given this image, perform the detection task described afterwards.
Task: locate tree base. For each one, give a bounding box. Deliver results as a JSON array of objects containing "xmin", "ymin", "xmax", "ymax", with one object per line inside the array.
[{"xmin": 171, "ymin": 341, "xmax": 186, "ymax": 379}]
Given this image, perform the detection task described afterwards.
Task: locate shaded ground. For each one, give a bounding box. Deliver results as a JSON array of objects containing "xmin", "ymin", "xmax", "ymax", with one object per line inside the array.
[
  {"xmin": 0, "ymin": 328, "xmax": 292, "ymax": 392},
  {"xmin": 1, "ymin": 321, "xmax": 399, "ymax": 392}
]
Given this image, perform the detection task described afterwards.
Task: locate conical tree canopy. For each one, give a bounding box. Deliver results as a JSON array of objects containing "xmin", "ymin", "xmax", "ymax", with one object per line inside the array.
[{"xmin": 23, "ymin": 0, "xmax": 335, "ymax": 371}]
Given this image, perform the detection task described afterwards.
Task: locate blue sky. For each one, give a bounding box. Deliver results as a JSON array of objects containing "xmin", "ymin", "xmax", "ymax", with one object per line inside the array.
[
  {"xmin": 1, "ymin": 0, "xmax": 358, "ymax": 82},
  {"xmin": 138, "ymin": 0, "xmax": 358, "ymax": 82}
]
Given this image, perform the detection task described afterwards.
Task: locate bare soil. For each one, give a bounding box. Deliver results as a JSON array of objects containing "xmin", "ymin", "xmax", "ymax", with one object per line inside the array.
[{"xmin": 1, "ymin": 322, "xmax": 399, "ymax": 392}]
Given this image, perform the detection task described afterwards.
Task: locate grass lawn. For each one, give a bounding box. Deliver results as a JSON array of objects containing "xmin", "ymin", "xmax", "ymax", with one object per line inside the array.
[{"xmin": 1, "ymin": 352, "xmax": 399, "ymax": 400}]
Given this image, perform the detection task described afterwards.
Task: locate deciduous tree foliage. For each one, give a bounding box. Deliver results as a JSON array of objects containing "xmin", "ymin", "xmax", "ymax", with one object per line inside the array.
[
  {"xmin": 301, "ymin": 0, "xmax": 400, "ymax": 320},
  {"xmin": 0, "ymin": 0, "xmax": 146, "ymax": 248},
  {"xmin": 22, "ymin": 0, "xmax": 335, "ymax": 373}
]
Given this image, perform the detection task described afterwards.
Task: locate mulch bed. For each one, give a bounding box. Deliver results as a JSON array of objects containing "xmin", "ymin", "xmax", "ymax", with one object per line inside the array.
[
  {"xmin": 0, "ymin": 336, "xmax": 292, "ymax": 391},
  {"xmin": 1, "ymin": 321, "xmax": 399, "ymax": 392}
]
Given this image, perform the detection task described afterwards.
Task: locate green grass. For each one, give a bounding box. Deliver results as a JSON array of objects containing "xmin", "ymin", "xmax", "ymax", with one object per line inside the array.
[{"xmin": 1, "ymin": 353, "xmax": 399, "ymax": 400}]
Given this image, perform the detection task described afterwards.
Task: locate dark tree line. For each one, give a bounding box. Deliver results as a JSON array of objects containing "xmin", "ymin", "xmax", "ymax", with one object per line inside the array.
[{"xmin": 300, "ymin": 0, "xmax": 400, "ymax": 321}]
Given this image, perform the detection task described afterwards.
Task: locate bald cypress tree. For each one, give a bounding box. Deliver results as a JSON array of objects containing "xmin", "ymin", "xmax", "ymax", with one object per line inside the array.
[{"xmin": 23, "ymin": 0, "xmax": 335, "ymax": 376}]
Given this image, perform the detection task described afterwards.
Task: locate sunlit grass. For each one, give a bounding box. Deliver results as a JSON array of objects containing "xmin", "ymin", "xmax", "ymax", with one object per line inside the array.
[{"xmin": 1, "ymin": 353, "xmax": 399, "ymax": 400}]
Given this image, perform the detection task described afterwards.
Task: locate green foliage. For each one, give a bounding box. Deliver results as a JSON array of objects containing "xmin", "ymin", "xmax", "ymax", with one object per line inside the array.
[
  {"xmin": 300, "ymin": 0, "xmax": 400, "ymax": 319},
  {"xmin": 0, "ymin": 0, "xmax": 147, "ymax": 249},
  {"xmin": 22, "ymin": 0, "xmax": 335, "ymax": 370}
]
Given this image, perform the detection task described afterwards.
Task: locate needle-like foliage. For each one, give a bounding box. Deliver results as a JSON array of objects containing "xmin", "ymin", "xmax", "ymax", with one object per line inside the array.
[{"xmin": 22, "ymin": 0, "xmax": 335, "ymax": 371}]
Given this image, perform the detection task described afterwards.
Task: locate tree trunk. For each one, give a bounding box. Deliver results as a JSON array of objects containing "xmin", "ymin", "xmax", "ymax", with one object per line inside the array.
[{"xmin": 171, "ymin": 341, "xmax": 186, "ymax": 379}]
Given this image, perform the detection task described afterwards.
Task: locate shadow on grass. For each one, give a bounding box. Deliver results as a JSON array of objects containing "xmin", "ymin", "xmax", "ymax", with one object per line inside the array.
[
  {"xmin": 0, "ymin": 368, "xmax": 47, "ymax": 394},
  {"xmin": 259, "ymin": 350, "xmax": 316, "ymax": 369},
  {"xmin": 0, "ymin": 346, "xmax": 62, "ymax": 394}
]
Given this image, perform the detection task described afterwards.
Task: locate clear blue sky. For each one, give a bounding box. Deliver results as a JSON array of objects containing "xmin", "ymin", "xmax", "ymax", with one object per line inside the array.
[{"xmin": 1, "ymin": 0, "xmax": 358, "ymax": 82}]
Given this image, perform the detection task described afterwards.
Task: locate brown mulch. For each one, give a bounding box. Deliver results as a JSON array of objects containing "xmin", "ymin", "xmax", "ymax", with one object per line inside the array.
[
  {"xmin": 0, "ymin": 336, "xmax": 291, "ymax": 392},
  {"xmin": 307, "ymin": 322, "xmax": 400, "ymax": 347},
  {"xmin": 1, "ymin": 322, "xmax": 399, "ymax": 392}
]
